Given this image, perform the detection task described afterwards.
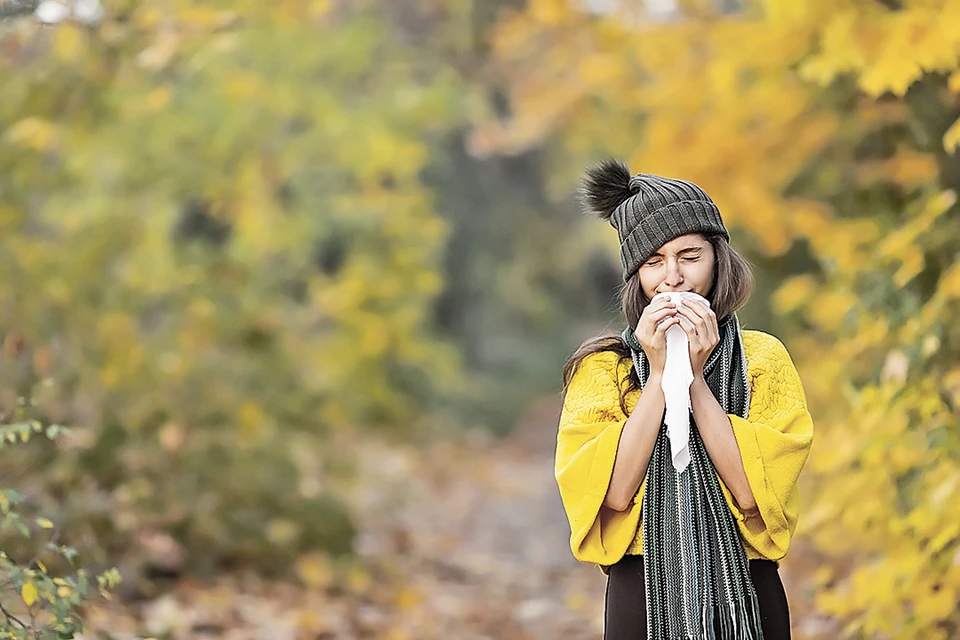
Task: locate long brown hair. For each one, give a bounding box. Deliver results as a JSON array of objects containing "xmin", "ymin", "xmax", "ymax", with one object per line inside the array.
[{"xmin": 561, "ymin": 232, "xmax": 755, "ymax": 414}]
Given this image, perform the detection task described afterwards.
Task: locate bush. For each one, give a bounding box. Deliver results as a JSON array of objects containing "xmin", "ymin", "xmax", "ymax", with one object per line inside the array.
[{"xmin": 0, "ymin": 405, "xmax": 119, "ymax": 639}]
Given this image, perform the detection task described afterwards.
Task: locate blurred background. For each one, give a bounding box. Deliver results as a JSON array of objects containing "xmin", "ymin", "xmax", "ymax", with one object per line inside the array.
[{"xmin": 0, "ymin": 0, "xmax": 958, "ymax": 638}]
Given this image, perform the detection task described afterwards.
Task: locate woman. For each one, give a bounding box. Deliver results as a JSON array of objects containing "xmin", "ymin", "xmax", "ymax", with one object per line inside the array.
[{"xmin": 555, "ymin": 160, "xmax": 814, "ymax": 640}]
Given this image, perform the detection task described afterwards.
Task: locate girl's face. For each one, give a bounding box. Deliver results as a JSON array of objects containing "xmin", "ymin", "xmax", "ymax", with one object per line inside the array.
[{"xmin": 637, "ymin": 233, "xmax": 715, "ymax": 300}]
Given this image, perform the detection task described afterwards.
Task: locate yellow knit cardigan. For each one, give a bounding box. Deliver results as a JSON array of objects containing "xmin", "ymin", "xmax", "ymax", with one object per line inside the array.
[{"xmin": 555, "ymin": 330, "xmax": 814, "ymax": 572}]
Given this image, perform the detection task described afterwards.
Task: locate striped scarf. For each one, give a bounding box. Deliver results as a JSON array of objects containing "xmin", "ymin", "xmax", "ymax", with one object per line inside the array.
[{"xmin": 620, "ymin": 313, "xmax": 765, "ymax": 640}]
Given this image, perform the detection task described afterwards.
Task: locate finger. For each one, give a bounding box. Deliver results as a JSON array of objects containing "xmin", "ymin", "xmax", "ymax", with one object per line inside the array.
[
  {"xmin": 683, "ymin": 306, "xmax": 708, "ymax": 330},
  {"xmin": 646, "ymin": 307, "xmax": 679, "ymax": 326},
  {"xmin": 648, "ymin": 297, "xmax": 677, "ymax": 313},
  {"xmin": 678, "ymin": 317, "xmax": 709, "ymax": 351},
  {"xmin": 654, "ymin": 315, "xmax": 680, "ymax": 335},
  {"xmin": 675, "ymin": 305, "xmax": 705, "ymax": 331},
  {"xmin": 682, "ymin": 299, "xmax": 711, "ymax": 314},
  {"xmin": 676, "ymin": 316, "xmax": 699, "ymax": 343},
  {"xmin": 685, "ymin": 300, "xmax": 717, "ymax": 330},
  {"xmin": 673, "ymin": 310, "xmax": 698, "ymax": 335}
]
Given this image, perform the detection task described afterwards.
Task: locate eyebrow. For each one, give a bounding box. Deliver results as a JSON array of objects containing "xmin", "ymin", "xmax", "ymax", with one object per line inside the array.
[{"xmin": 648, "ymin": 246, "xmax": 704, "ymax": 258}]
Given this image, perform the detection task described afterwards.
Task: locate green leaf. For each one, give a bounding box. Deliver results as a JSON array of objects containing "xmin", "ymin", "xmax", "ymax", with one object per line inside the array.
[
  {"xmin": 77, "ymin": 570, "xmax": 88, "ymax": 597},
  {"xmin": 0, "ymin": 489, "xmax": 18, "ymax": 513},
  {"xmin": 14, "ymin": 518, "xmax": 31, "ymax": 538}
]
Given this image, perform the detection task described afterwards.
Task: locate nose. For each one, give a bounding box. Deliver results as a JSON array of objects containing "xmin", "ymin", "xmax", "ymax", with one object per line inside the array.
[{"xmin": 662, "ymin": 258, "xmax": 683, "ymax": 288}]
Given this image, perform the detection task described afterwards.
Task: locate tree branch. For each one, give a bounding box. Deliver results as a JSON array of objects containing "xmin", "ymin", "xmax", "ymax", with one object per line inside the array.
[
  {"xmin": 0, "ymin": 599, "xmax": 27, "ymax": 629},
  {"xmin": 0, "ymin": 0, "xmax": 39, "ymax": 20}
]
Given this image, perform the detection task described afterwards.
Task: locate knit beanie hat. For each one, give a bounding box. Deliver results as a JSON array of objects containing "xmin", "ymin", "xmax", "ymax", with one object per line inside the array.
[{"xmin": 580, "ymin": 159, "xmax": 730, "ymax": 282}]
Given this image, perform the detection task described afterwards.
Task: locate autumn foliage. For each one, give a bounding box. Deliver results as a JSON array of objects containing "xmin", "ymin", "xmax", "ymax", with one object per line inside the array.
[
  {"xmin": 478, "ymin": 0, "xmax": 960, "ymax": 637},
  {"xmin": 0, "ymin": 0, "xmax": 958, "ymax": 638}
]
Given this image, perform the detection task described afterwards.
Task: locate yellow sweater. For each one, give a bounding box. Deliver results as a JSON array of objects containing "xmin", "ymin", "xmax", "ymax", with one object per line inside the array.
[{"xmin": 555, "ymin": 330, "xmax": 814, "ymax": 571}]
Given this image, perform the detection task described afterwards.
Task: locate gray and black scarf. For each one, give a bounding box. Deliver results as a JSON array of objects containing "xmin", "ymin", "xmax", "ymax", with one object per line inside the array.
[{"xmin": 621, "ymin": 312, "xmax": 764, "ymax": 640}]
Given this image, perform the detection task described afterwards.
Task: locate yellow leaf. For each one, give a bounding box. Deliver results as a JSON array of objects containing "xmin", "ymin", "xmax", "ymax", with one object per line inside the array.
[
  {"xmin": 237, "ymin": 402, "xmax": 267, "ymax": 440},
  {"xmin": 914, "ymin": 586, "xmax": 957, "ymax": 625},
  {"xmin": 309, "ymin": 0, "xmax": 332, "ymax": 18},
  {"xmin": 937, "ymin": 261, "xmax": 960, "ymax": 298},
  {"xmin": 296, "ymin": 553, "xmax": 332, "ymax": 589},
  {"xmin": 347, "ymin": 567, "xmax": 372, "ymax": 593},
  {"xmin": 266, "ymin": 518, "xmax": 299, "ymax": 545},
  {"xmin": 144, "ymin": 87, "xmax": 173, "ymax": 113},
  {"xmin": 772, "ymin": 275, "xmax": 817, "ymax": 315},
  {"xmin": 529, "ymin": 0, "xmax": 574, "ymax": 26},
  {"xmin": 394, "ymin": 586, "xmax": 421, "ymax": 611},
  {"xmin": 36, "ymin": 518, "xmax": 54, "ymax": 529},
  {"xmin": 943, "ymin": 117, "xmax": 960, "ymax": 154},
  {"xmin": 6, "ymin": 118, "xmax": 58, "ymax": 152},
  {"xmin": 894, "ymin": 252, "xmax": 924, "ymax": 287},
  {"xmin": 943, "ymin": 366, "xmax": 960, "ymax": 408},
  {"xmin": 564, "ymin": 591, "xmax": 589, "ymax": 611},
  {"xmin": 860, "ymin": 58, "xmax": 922, "ymax": 97},
  {"xmin": 21, "ymin": 582, "xmax": 37, "ymax": 606},
  {"xmin": 226, "ymin": 74, "xmax": 262, "ymax": 101},
  {"xmin": 54, "ymin": 26, "xmax": 84, "ymax": 62},
  {"xmin": 949, "ymin": 70, "xmax": 960, "ymax": 93}
]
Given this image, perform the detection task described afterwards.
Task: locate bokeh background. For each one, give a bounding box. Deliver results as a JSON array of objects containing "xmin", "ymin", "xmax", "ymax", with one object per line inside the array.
[{"xmin": 1, "ymin": 0, "xmax": 959, "ymax": 638}]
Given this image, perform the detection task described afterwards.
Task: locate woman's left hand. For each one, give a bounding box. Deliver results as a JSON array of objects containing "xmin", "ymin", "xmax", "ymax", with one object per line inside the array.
[{"xmin": 674, "ymin": 299, "xmax": 719, "ymax": 379}]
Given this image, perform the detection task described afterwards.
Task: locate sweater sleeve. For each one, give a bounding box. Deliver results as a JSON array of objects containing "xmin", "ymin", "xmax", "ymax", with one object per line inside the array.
[
  {"xmin": 719, "ymin": 335, "xmax": 814, "ymax": 561},
  {"xmin": 555, "ymin": 352, "xmax": 643, "ymax": 566}
]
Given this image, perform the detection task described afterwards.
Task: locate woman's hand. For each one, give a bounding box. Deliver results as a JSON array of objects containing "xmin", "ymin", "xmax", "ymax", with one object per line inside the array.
[
  {"xmin": 634, "ymin": 297, "xmax": 680, "ymax": 377},
  {"xmin": 674, "ymin": 298, "xmax": 719, "ymax": 379}
]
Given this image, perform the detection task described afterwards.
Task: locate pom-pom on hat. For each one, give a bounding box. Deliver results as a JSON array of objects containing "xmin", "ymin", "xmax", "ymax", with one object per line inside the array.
[{"xmin": 580, "ymin": 159, "xmax": 729, "ymax": 282}]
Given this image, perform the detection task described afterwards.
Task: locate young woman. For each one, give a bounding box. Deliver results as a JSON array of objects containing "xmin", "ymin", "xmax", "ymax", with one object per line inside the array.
[{"xmin": 555, "ymin": 160, "xmax": 814, "ymax": 640}]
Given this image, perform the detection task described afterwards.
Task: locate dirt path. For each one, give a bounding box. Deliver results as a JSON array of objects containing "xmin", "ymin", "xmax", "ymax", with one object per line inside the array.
[{"xmin": 343, "ymin": 405, "xmax": 607, "ymax": 639}]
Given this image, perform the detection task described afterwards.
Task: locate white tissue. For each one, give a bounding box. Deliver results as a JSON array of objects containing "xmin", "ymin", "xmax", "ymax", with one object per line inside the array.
[{"xmin": 652, "ymin": 291, "xmax": 710, "ymax": 473}]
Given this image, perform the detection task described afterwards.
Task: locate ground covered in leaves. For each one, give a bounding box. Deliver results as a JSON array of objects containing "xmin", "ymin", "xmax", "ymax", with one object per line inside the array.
[{"xmin": 78, "ymin": 400, "xmax": 834, "ymax": 640}]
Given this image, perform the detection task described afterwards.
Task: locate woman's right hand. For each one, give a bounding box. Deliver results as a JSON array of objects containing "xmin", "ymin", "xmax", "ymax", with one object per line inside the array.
[{"xmin": 634, "ymin": 297, "xmax": 679, "ymax": 377}]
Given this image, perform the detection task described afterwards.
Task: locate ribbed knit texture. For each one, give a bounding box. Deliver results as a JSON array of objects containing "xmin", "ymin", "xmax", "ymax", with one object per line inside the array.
[
  {"xmin": 611, "ymin": 174, "xmax": 729, "ymax": 281},
  {"xmin": 621, "ymin": 314, "xmax": 765, "ymax": 640}
]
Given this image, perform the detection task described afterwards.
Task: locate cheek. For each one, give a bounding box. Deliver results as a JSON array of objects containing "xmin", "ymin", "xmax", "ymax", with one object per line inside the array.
[
  {"xmin": 690, "ymin": 260, "xmax": 713, "ymax": 281},
  {"xmin": 637, "ymin": 269, "xmax": 660, "ymax": 295}
]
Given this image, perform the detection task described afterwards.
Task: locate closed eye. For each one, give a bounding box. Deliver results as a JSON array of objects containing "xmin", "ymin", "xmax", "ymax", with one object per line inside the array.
[{"xmin": 646, "ymin": 256, "xmax": 699, "ymax": 265}]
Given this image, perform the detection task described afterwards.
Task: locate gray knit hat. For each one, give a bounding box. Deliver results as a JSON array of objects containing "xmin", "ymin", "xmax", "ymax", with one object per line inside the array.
[{"xmin": 580, "ymin": 159, "xmax": 729, "ymax": 281}]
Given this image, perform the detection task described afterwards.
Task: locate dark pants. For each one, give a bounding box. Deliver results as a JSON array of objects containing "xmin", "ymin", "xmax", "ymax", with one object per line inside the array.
[{"xmin": 604, "ymin": 554, "xmax": 791, "ymax": 640}]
